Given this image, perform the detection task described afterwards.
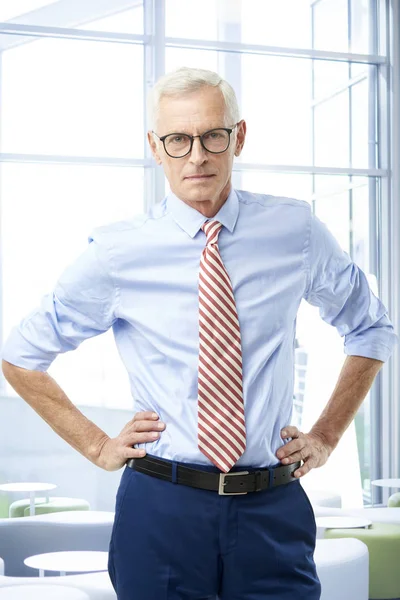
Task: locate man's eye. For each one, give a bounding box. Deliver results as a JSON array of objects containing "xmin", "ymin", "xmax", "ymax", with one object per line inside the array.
[
  {"xmin": 170, "ymin": 136, "xmax": 187, "ymax": 144},
  {"xmin": 205, "ymin": 132, "xmax": 223, "ymax": 140}
]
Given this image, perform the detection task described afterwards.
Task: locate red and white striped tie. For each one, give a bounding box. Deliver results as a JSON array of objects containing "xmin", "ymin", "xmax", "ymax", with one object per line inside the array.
[{"xmin": 197, "ymin": 219, "xmax": 246, "ymax": 473}]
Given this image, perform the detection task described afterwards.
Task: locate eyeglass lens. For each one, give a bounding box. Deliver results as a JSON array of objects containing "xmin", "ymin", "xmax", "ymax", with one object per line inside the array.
[{"xmin": 164, "ymin": 129, "xmax": 230, "ymax": 157}]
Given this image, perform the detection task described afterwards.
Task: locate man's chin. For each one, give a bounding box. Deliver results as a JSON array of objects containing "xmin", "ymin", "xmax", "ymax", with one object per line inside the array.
[{"xmin": 186, "ymin": 188, "xmax": 217, "ymax": 202}]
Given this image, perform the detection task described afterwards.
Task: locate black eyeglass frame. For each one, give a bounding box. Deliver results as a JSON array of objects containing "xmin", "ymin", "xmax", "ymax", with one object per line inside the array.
[{"xmin": 152, "ymin": 123, "xmax": 239, "ymax": 158}]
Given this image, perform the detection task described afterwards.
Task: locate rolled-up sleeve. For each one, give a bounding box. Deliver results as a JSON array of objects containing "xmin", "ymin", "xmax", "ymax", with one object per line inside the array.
[
  {"xmin": 303, "ymin": 211, "xmax": 398, "ymax": 362},
  {"xmin": 1, "ymin": 230, "xmax": 118, "ymax": 372}
]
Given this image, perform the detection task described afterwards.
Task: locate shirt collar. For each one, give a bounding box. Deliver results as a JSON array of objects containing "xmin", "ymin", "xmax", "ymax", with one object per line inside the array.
[{"xmin": 166, "ymin": 187, "xmax": 239, "ymax": 239}]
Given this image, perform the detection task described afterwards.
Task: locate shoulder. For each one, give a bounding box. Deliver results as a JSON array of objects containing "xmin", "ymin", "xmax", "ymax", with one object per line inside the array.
[
  {"xmin": 87, "ymin": 200, "xmax": 167, "ymax": 245},
  {"xmin": 236, "ymin": 189, "xmax": 311, "ymax": 214}
]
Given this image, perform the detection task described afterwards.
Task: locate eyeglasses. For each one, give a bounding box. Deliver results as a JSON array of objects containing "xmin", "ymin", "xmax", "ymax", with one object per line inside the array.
[{"xmin": 152, "ymin": 123, "xmax": 239, "ymax": 158}]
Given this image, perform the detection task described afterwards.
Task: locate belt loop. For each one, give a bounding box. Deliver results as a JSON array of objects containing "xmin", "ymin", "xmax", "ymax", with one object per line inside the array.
[
  {"xmin": 254, "ymin": 470, "xmax": 262, "ymax": 492},
  {"xmin": 171, "ymin": 462, "xmax": 178, "ymax": 484},
  {"xmin": 268, "ymin": 466, "xmax": 275, "ymax": 489}
]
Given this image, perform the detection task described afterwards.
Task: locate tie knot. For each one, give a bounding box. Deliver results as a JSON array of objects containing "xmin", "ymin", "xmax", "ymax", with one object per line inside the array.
[{"xmin": 201, "ymin": 220, "xmax": 223, "ymax": 246}]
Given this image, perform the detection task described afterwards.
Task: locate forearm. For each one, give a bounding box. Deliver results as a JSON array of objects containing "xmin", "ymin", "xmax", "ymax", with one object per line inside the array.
[
  {"xmin": 1, "ymin": 360, "xmax": 110, "ymax": 465},
  {"xmin": 309, "ymin": 354, "xmax": 384, "ymax": 451}
]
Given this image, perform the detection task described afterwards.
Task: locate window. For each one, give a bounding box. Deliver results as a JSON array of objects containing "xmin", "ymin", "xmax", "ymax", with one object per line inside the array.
[{"xmin": 0, "ymin": 0, "xmax": 394, "ymax": 505}]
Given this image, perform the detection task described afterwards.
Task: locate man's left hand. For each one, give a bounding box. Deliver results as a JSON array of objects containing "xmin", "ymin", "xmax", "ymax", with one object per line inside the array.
[{"xmin": 276, "ymin": 426, "xmax": 333, "ymax": 478}]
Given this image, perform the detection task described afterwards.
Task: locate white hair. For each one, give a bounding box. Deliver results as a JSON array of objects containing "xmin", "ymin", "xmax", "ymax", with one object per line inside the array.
[{"xmin": 147, "ymin": 66, "xmax": 241, "ymax": 132}]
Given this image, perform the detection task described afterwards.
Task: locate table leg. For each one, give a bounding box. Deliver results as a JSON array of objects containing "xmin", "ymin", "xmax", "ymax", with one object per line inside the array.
[
  {"xmin": 29, "ymin": 491, "xmax": 35, "ymax": 516},
  {"xmin": 39, "ymin": 569, "xmax": 44, "ymax": 577}
]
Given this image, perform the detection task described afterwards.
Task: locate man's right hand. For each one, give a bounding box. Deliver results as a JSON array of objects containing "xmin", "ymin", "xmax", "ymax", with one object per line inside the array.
[{"xmin": 96, "ymin": 411, "xmax": 166, "ymax": 471}]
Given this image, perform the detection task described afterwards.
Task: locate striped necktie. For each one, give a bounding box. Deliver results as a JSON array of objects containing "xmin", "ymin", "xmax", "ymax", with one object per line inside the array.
[{"xmin": 197, "ymin": 219, "xmax": 246, "ymax": 473}]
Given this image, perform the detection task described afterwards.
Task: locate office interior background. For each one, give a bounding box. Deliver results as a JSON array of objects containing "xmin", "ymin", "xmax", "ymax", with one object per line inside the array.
[{"xmin": 0, "ymin": 0, "xmax": 399, "ymax": 514}]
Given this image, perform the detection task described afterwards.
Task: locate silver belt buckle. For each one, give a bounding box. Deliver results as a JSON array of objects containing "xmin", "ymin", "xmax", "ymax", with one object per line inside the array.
[{"xmin": 218, "ymin": 471, "xmax": 249, "ymax": 495}]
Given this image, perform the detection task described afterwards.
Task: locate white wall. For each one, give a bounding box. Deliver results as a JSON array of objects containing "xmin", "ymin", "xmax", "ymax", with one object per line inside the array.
[{"xmin": 0, "ymin": 396, "xmax": 132, "ymax": 512}]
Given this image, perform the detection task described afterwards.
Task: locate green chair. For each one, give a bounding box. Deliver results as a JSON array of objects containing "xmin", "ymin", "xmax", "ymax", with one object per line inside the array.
[
  {"xmin": 0, "ymin": 493, "xmax": 10, "ymax": 518},
  {"xmin": 388, "ymin": 492, "xmax": 400, "ymax": 507},
  {"xmin": 324, "ymin": 522, "xmax": 400, "ymax": 599},
  {"xmin": 9, "ymin": 497, "xmax": 90, "ymax": 518}
]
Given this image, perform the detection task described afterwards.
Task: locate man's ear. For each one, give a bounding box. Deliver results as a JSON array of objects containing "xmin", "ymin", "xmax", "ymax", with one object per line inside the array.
[
  {"xmin": 234, "ymin": 120, "xmax": 247, "ymax": 157},
  {"xmin": 147, "ymin": 131, "xmax": 163, "ymax": 165}
]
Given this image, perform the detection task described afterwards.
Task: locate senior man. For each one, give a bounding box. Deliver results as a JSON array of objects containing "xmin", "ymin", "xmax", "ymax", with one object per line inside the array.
[{"xmin": 1, "ymin": 66, "xmax": 398, "ymax": 600}]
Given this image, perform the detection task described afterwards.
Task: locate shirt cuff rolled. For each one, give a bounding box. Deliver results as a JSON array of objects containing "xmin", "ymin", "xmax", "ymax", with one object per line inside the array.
[{"xmin": 1, "ymin": 326, "xmax": 56, "ymax": 372}]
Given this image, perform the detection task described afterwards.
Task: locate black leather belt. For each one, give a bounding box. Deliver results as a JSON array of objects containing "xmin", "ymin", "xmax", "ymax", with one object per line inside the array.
[{"xmin": 126, "ymin": 455, "xmax": 301, "ymax": 495}]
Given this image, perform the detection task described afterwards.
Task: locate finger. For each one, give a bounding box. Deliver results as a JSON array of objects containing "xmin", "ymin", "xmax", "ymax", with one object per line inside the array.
[
  {"xmin": 276, "ymin": 438, "xmax": 303, "ymax": 460},
  {"xmin": 293, "ymin": 457, "xmax": 316, "ymax": 478},
  {"xmin": 127, "ymin": 430, "xmax": 163, "ymax": 445},
  {"xmin": 280, "ymin": 426, "xmax": 299, "ymax": 439},
  {"xmin": 124, "ymin": 447, "xmax": 147, "ymax": 460},
  {"xmin": 280, "ymin": 446, "xmax": 309, "ymax": 465},
  {"xmin": 130, "ymin": 420, "xmax": 166, "ymax": 433},
  {"xmin": 132, "ymin": 411, "xmax": 159, "ymax": 422}
]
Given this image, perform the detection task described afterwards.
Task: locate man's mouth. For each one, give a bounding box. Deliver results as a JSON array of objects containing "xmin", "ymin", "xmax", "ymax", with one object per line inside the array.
[{"xmin": 185, "ymin": 174, "xmax": 215, "ymax": 180}]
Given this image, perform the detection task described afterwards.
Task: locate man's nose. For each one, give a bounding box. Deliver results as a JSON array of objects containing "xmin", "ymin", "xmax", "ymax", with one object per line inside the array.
[{"xmin": 189, "ymin": 137, "xmax": 208, "ymax": 165}]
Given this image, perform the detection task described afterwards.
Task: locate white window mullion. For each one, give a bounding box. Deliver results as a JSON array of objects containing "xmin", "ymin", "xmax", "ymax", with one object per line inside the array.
[
  {"xmin": 388, "ymin": 0, "xmax": 400, "ymax": 487},
  {"xmin": 143, "ymin": 0, "xmax": 165, "ymax": 209}
]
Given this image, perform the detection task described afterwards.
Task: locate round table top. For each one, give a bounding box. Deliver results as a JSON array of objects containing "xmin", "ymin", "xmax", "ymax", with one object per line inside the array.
[
  {"xmin": 371, "ymin": 478, "xmax": 400, "ymax": 488},
  {"xmin": 316, "ymin": 516, "xmax": 372, "ymax": 529},
  {"xmin": 0, "ymin": 585, "xmax": 90, "ymax": 600},
  {"xmin": 33, "ymin": 510, "xmax": 114, "ymax": 524},
  {"xmin": 24, "ymin": 551, "xmax": 108, "ymax": 573},
  {"xmin": 0, "ymin": 482, "xmax": 57, "ymax": 493}
]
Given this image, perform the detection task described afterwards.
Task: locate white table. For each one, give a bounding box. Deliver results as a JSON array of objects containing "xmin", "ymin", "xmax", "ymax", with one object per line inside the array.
[
  {"xmin": 0, "ymin": 482, "xmax": 57, "ymax": 516},
  {"xmin": 316, "ymin": 516, "xmax": 372, "ymax": 531},
  {"xmin": 32, "ymin": 510, "xmax": 114, "ymax": 524},
  {"xmin": 0, "ymin": 585, "xmax": 90, "ymax": 599},
  {"xmin": 371, "ymin": 479, "xmax": 400, "ymax": 506},
  {"xmin": 371, "ymin": 478, "xmax": 400, "ymax": 488},
  {"xmin": 24, "ymin": 550, "xmax": 109, "ymax": 577},
  {"xmin": 316, "ymin": 516, "xmax": 372, "ymax": 529}
]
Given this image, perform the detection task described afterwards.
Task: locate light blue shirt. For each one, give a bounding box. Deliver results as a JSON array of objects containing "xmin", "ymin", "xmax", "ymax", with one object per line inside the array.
[{"xmin": 1, "ymin": 188, "xmax": 398, "ymax": 467}]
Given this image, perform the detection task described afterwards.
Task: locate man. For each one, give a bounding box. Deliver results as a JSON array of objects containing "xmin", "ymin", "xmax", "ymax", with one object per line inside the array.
[{"xmin": 1, "ymin": 66, "xmax": 398, "ymax": 599}]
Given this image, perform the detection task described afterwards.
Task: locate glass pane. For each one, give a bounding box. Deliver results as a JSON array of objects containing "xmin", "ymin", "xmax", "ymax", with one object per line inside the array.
[
  {"xmin": 350, "ymin": 0, "xmax": 372, "ymax": 54},
  {"xmin": 351, "ymin": 78, "xmax": 370, "ymax": 168},
  {"xmin": 313, "ymin": 0, "xmax": 348, "ymax": 52},
  {"xmin": 166, "ymin": 0, "xmax": 375, "ymax": 54},
  {"xmin": 1, "ymin": 163, "xmax": 144, "ymax": 409},
  {"xmin": 238, "ymin": 171, "xmax": 313, "ymax": 201},
  {"xmin": 351, "ymin": 181, "xmax": 373, "ymax": 504},
  {"xmin": 314, "ymin": 191, "xmax": 350, "ymax": 253},
  {"xmin": 314, "ymin": 91, "xmax": 350, "ymax": 167},
  {"xmin": 166, "ymin": 47, "xmax": 219, "ymax": 73},
  {"xmin": 241, "ymin": 0, "xmax": 312, "ymax": 49},
  {"xmin": 167, "ymin": 0, "xmax": 312, "ymax": 48},
  {"xmin": 314, "ymin": 0, "xmax": 373, "ymax": 54},
  {"xmin": 0, "ymin": 1, "xmax": 143, "ymax": 34},
  {"xmin": 313, "ymin": 175, "xmax": 372, "ymax": 260},
  {"xmin": 166, "ymin": 0, "xmax": 219, "ymax": 41},
  {"xmin": 351, "ymin": 180, "xmax": 370, "ymax": 271},
  {"xmin": 241, "ymin": 55, "xmax": 312, "ymax": 165},
  {"xmin": 78, "ymin": 5, "xmax": 143, "ymax": 34},
  {"xmin": 2, "ymin": 37, "xmax": 143, "ymax": 157},
  {"xmin": 0, "ymin": 0, "xmax": 55, "ymax": 20},
  {"xmin": 313, "ymin": 60, "xmax": 349, "ymax": 100},
  {"xmin": 351, "ymin": 62, "xmax": 370, "ymax": 79},
  {"xmin": 314, "ymin": 173, "xmax": 352, "ymax": 197}
]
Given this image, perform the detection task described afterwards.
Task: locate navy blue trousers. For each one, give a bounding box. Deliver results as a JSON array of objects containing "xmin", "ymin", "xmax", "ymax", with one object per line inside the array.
[{"xmin": 108, "ymin": 454, "xmax": 321, "ymax": 600}]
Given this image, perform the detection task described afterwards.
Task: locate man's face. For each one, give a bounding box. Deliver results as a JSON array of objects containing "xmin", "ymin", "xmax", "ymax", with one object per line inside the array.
[{"xmin": 148, "ymin": 86, "xmax": 246, "ymax": 217}]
